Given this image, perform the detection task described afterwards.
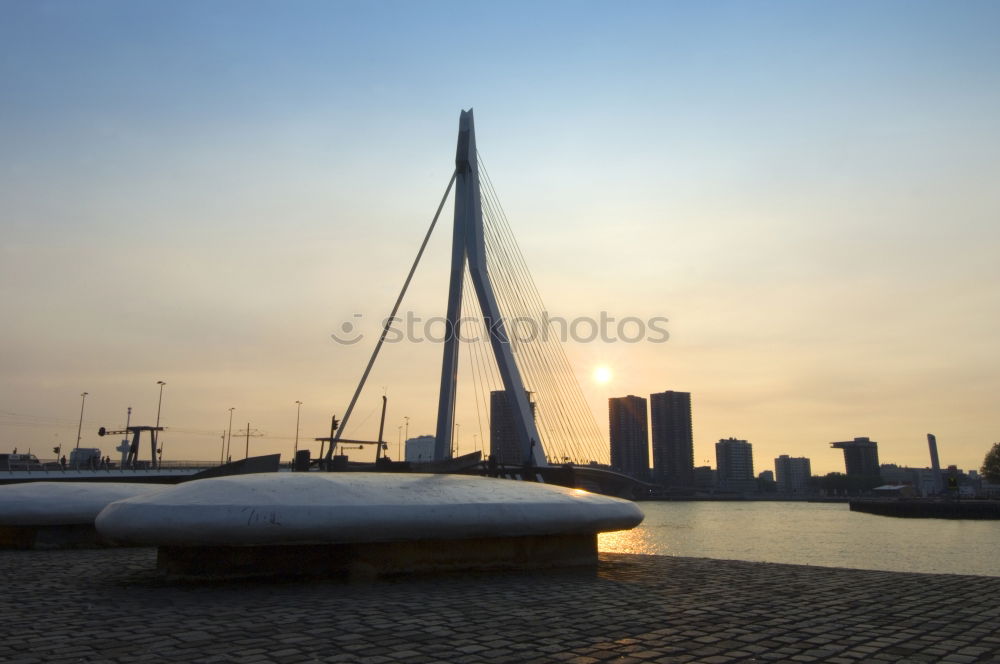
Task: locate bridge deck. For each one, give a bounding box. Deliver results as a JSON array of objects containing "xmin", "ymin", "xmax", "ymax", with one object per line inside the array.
[{"xmin": 2, "ymin": 548, "xmax": 998, "ymax": 662}]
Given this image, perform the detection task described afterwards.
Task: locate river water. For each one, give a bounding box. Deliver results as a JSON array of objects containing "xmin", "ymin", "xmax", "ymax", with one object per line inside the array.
[{"xmin": 598, "ymin": 500, "xmax": 999, "ymax": 577}]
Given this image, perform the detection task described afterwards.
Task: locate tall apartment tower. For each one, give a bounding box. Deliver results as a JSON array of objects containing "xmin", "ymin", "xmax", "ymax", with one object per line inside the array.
[
  {"xmin": 609, "ymin": 395, "xmax": 650, "ymax": 480},
  {"xmin": 649, "ymin": 390, "xmax": 694, "ymax": 488},
  {"xmin": 774, "ymin": 455, "xmax": 812, "ymax": 494},
  {"xmin": 489, "ymin": 390, "xmax": 537, "ymax": 465},
  {"xmin": 716, "ymin": 437, "xmax": 755, "ymax": 492},
  {"xmin": 831, "ymin": 437, "xmax": 881, "ymax": 478},
  {"xmin": 927, "ymin": 433, "xmax": 944, "ymax": 494}
]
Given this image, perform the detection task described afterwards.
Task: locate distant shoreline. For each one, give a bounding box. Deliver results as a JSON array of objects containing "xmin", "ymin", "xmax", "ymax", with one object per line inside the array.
[{"xmin": 640, "ymin": 495, "xmax": 850, "ymax": 503}]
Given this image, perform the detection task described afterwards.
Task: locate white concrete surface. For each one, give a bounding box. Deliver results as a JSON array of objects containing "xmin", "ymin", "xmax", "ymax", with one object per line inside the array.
[
  {"xmin": 0, "ymin": 482, "xmax": 168, "ymax": 525},
  {"xmin": 96, "ymin": 473, "xmax": 644, "ymax": 546}
]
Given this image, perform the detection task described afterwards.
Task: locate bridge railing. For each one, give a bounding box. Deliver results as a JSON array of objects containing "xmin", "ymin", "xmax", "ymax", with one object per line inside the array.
[{"xmin": 4, "ymin": 459, "xmax": 221, "ymax": 474}]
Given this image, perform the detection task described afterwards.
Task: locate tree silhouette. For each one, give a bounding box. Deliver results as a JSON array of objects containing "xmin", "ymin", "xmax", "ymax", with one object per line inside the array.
[{"xmin": 981, "ymin": 442, "xmax": 1000, "ymax": 484}]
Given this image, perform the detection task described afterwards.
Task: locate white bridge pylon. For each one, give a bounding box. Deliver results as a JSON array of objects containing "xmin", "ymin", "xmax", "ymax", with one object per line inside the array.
[{"xmin": 434, "ymin": 109, "xmax": 546, "ymax": 466}]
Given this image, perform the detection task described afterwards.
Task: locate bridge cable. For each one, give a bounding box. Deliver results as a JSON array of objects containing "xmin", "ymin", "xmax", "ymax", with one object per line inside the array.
[
  {"xmin": 485, "ymin": 187, "xmax": 608, "ymax": 464},
  {"xmin": 479, "ymin": 176, "xmax": 583, "ymax": 462},
  {"xmin": 327, "ymin": 171, "xmax": 457, "ymax": 458},
  {"xmin": 478, "ymin": 155, "xmax": 608, "ymax": 464},
  {"xmin": 480, "ymin": 187, "xmax": 582, "ymax": 463},
  {"xmin": 481, "ymin": 202, "xmax": 582, "ymax": 463},
  {"xmin": 461, "ymin": 268, "xmax": 491, "ymax": 458}
]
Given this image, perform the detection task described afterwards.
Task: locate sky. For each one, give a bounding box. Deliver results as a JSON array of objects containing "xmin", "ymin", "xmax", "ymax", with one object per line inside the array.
[{"xmin": 2, "ymin": 0, "xmax": 999, "ymax": 475}]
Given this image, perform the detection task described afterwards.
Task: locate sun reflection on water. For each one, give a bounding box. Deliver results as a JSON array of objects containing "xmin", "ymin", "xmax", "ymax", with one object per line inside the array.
[
  {"xmin": 596, "ymin": 502, "xmax": 998, "ymax": 577},
  {"xmin": 598, "ymin": 525, "xmax": 658, "ymax": 555}
]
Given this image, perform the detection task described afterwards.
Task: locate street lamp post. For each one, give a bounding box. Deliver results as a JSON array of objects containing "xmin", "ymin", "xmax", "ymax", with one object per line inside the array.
[
  {"xmin": 75, "ymin": 392, "xmax": 89, "ymax": 451},
  {"xmin": 403, "ymin": 415, "xmax": 411, "ymax": 462},
  {"xmin": 226, "ymin": 407, "xmax": 235, "ymax": 463},
  {"xmin": 294, "ymin": 401, "xmax": 303, "ymax": 458},
  {"xmin": 122, "ymin": 406, "xmax": 132, "ymax": 467},
  {"xmin": 155, "ymin": 381, "xmax": 166, "ymax": 466}
]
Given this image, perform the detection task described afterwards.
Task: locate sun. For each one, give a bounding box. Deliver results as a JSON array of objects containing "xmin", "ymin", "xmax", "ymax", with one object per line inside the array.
[{"xmin": 593, "ymin": 365, "xmax": 613, "ymax": 384}]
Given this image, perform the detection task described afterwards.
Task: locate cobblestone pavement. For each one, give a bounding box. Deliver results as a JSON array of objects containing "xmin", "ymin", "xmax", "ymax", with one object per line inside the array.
[{"xmin": 2, "ymin": 548, "xmax": 999, "ymax": 663}]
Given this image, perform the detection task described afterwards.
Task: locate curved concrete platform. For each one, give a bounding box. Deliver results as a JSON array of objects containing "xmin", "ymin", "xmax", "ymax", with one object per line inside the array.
[
  {"xmin": 97, "ymin": 473, "xmax": 643, "ymax": 546},
  {"xmin": 0, "ymin": 482, "xmax": 168, "ymax": 526},
  {"xmin": 0, "ymin": 482, "xmax": 167, "ymax": 549},
  {"xmin": 95, "ymin": 473, "xmax": 644, "ymax": 577}
]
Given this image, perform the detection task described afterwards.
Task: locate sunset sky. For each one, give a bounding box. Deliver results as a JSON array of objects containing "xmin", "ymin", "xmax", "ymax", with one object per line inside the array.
[{"xmin": 2, "ymin": 1, "xmax": 998, "ymax": 475}]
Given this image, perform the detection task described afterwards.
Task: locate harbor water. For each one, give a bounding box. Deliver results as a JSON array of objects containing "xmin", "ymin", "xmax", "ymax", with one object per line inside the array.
[{"xmin": 599, "ymin": 500, "xmax": 1000, "ymax": 577}]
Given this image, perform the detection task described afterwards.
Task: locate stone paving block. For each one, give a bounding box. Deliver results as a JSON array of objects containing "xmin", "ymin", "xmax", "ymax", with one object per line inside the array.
[{"xmin": 3, "ymin": 549, "xmax": 1000, "ymax": 664}]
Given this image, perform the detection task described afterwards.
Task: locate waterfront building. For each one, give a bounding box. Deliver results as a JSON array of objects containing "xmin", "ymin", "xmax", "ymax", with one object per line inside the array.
[
  {"xmin": 490, "ymin": 390, "xmax": 537, "ymax": 465},
  {"xmin": 609, "ymin": 395, "xmax": 650, "ymax": 480},
  {"xmin": 716, "ymin": 438, "xmax": 755, "ymax": 492},
  {"xmin": 693, "ymin": 465, "xmax": 716, "ymax": 491},
  {"xmin": 757, "ymin": 470, "xmax": 777, "ymax": 493},
  {"xmin": 944, "ymin": 465, "xmax": 978, "ymax": 497},
  {"xmin": 775, "ymin": 455, "xmax": 812, "ymax": 494},
  {"xmin": 831, "ymin": 437, "xmax": 881, "ymax": 479},
  {"xmin": 404, "ymin": 435, "xmax": 436, "ymax": 462},
  {"xmin": 880, "ymin": 464, "xmax": 939, "ymax": 496},
  {"xmin": 927, "ymin": 433, "xmax": 944, "ymax": 494},
  {"xmin": 649, "ymin": 390, "xmax": 695, "ymax": 488}
]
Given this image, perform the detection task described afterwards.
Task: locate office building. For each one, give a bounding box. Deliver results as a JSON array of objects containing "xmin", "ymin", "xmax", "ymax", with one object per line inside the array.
[
  {"xmin": 650, "ymin": 390, "xmax": 694, "ymax": 488},
  {"xmin": 927, "ymin": 433, "xmax": 944, "ymax": 494},
  {"xmin": 489, "ymin": 390, "xmax": 536, "ymax": 465},
  {"xmin": 831, "ymin": 437, "xmax": 881, "ymax": 479},
  {"xmin": 774, "ymin": 455, "xmax": 812, "ymax": 494},
  {"xmin": 404, "ymin": 435, "xmax": 436, "ymax": 463},
  {"xmin": 609, "ymin": 395, "xmax": 649, "ymax": 480},
  {"xmin": 693, "ymin": 465, "xmax": 716, "ymax": 491},
  {"xmin": 880, "ymin": 464, "xmax": 940, "ymax": 497},
  {"xmin": 716, "ymin": 437, "xmax": 755, "ymax": 492}
]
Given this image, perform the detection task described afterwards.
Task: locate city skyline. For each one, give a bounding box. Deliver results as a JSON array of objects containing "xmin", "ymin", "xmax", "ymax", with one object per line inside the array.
[{"xmin": 3, "ymin": 2, "xmax": 999, "ymax": 475}]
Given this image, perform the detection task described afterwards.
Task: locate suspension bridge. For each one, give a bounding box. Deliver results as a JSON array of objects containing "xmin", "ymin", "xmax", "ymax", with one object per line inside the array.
[{"xmin": 326, "ymin": 110, "xmax": 647, "ymax": 498}]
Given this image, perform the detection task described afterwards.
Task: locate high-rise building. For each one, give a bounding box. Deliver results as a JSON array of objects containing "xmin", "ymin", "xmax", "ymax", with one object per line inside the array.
[
  {"xmin": 489, "ymin": 390, "xmax": 536, "ymax": 465},
  {"xmin": 774, "ymin": 455, "xmax": 812, "ymax": 494},
  {"xmin": 927, "ymin": 433, "xmax": 944, "ymax": 494},
  {"xmin": 716, "ymin": 437, "xmax": 755, "ymax": 492},
  {"xmin": 831, "ymin": 437, "xmax": 881, "ymax": 479},
  {"xmin": 609, "ymin": 395, "xmax": 649, "ymax": 480},
  {"xmin": 649, "ymin": 390, "xmax": 694, "ymax": 488}
]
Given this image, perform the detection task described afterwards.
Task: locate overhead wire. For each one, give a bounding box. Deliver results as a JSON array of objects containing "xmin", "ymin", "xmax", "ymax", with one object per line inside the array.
[
  {"xmin": 480, "ymin": 196, "xmax": 581, "ymax": 462},
  {"xmin": 477, "ymin": 153, "xmax": 608, "ymax": 464},
  {"xmin": 480, "ymin": 193, "xmax": 585, "ymax": 462}
]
